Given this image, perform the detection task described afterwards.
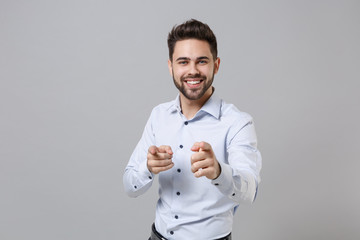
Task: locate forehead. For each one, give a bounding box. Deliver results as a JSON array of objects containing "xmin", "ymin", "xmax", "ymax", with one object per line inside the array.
[{"xmin": 173, "ymin": 39, "xmax": 212, "ymax": 59}]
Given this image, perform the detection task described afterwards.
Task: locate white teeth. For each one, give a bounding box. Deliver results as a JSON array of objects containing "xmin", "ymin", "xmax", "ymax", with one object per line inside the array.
[{"xmin": 187, "ymin": 80, "xmax": 200, "ymax": 85}]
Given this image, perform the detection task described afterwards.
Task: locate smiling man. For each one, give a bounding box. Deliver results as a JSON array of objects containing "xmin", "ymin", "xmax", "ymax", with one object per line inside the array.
[{"xmin": 123, "ymin": 19, "xmax": 262, "ymax": 240}]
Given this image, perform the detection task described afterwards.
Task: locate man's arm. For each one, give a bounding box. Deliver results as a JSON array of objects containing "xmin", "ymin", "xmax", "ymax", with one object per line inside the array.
[
  {"xmin": 123, "ymin": 111, "xmax": 175, "ymax": 198},
  {"xmin": 190, "ymin": 120, "xmax": 261, "ymax": 204},
  {"xmin": 123, "ymin": 112, "xmax": 155, "ymax": 198},
  {"xmin": 214, "ymin": 120, "xmax": 262, "ymax": 203}
]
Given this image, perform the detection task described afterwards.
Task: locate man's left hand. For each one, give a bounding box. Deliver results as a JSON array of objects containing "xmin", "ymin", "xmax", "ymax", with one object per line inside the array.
[{"xmin": 191, "ymin": 141, "xmax": 221, "ymax": 180}]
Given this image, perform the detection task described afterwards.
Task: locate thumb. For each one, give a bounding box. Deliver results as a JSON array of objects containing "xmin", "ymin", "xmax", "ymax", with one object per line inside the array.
[
  {"xmin": 191, "ymin": 142, "xmax": 202, "ymax": 152},
  {"xmin": 158, "ymin": 145, "xmax": 173, "ymax": 155},
  {"xmin": 191, "ymin": 141, "xmax": 210, "ymax": 152},
  {"xmin": 148, "ymin": 145, "xmax": 158, "ymax": 155}
]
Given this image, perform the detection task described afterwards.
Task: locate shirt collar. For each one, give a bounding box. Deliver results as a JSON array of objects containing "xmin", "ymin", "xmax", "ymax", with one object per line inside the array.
[
  {"xmin": 167, "ymin": 90, "xmax": 222, "ymax": 120},
  {"xmin": 200, "ymin": 93, "xmax": 222, "ymax": 119}
]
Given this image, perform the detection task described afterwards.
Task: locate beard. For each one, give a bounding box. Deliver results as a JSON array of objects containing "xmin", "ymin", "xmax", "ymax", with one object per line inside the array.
[{"xmin": 172, "ymin": 71, "xmax": 214, "ymax": 101}]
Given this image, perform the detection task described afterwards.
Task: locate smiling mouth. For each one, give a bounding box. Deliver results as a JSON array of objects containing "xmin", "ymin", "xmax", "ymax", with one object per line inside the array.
[
  {"xmin": 186, "ymin": 80, "xmax": 202, "ymax": 85},
  {"xmin": 184, "ymin": 76, "xmax": 205, "ymax": 86}
]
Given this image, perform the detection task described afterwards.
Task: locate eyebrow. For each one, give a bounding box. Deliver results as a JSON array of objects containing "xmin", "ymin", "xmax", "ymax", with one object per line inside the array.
[{"xmin": 175, "ymin": 56, "xmax": 210, "ymax": 62}]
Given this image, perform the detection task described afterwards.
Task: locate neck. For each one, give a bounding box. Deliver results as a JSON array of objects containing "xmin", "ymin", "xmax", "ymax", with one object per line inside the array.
[{"xmin": 180, "ymin": 87, "xmax": 213, "ymax": 119}]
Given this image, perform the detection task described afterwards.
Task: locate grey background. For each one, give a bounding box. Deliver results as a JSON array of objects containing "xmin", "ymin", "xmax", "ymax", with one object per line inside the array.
[{"xmin": 1, "ymin": 0, "xmax": 359, "ymax": 239}]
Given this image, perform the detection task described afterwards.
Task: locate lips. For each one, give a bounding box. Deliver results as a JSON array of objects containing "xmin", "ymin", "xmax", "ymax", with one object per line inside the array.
[{"xmin": 184, "ymin": 78, "xmax": 204, "ymax": 88}]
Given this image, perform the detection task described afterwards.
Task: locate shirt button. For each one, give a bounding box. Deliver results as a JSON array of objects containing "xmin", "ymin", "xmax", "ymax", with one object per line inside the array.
[
  {"xmin": 148, "ymin": 176, "xmax": 152, "ymax": 179},
  {"xmin": 176, "ymin": 192, "xmax": 180, "ymax": 196},
  {"xmin": 184, "ymin": 121, "xmax": 188, "ymax": 125},
  {"xmin": 177, "ymin": 169, "xmax": 181, "ymax": 173},
  {"xmin": 214, "ymin": 183, "xmax": 219, "ymax": 186},
  {"xmin": 170, "ymin": 231, "xmax": 174, "ymax": 235},
  {"xmin": 175, "ymin": 215, "xmax": 179, "ymax": 219},
  {"xmin": 179, "ymin": 145, "xmax": 183, "ymax": 149},
  {"xmin": 134, "ymin": 186, "xmax": 137, "ymax": 189},
  {"xmin": 232, "ymin": 193, "xmax": 236, "ymax": 196}
]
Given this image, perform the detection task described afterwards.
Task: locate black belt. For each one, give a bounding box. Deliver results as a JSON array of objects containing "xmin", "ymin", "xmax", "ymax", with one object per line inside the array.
[
  {"xmin": 150, "ymin": 223, "xmax": 166, "ymax": 240},
  {"xmin": 150, "ymin": 223, "xmax": 232, "ymax": 240}
]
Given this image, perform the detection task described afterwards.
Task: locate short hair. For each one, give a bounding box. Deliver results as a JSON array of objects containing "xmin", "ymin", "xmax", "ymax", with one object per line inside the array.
[{"xmin": 167, "ymin": 19, "xmax": 218, "ymax": 61}]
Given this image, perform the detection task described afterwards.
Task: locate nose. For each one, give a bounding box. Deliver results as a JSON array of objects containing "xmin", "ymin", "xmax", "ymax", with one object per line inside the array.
[{"xmin": 188, "ymin": 62, "xmax": 200, "ymax": 75}]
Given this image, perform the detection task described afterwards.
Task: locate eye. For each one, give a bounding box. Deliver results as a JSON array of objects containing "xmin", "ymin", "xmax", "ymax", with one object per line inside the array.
[
  {"xmin": 178, "ymin": 61, "xmax": 188, "ymax": 65},
  {"xmin": 198, "ymin": 60, "xmax": 208, "ymax": 64}
]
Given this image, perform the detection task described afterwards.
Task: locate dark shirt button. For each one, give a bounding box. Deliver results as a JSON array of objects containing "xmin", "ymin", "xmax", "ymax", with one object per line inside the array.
[
  {"xmin": 176, "ymin": 192, "xmax": 180, "ymax": 196},
  {"xmin": 232, "ymin": 193, "xmax": 236, "ymax": 196},
  {"xmin": 177, "ymin": 169, "xmax": 181, "ymax": 173},
  {"xmin": 184, "ymin": 121, "xmax": 188, "ymax": 125},
  {"xmin": 214, "ymin": 183, "xmax": 219, "ymax": 186},
  {"xmin": 134, "ymin": 186, "xmax": 137, "ymax": 189},
  {"xmin": 148, "ymin": 176, "xmax": 152, "ymax": 180},
  {"xmin": 170, "ymin": 231, "xmax": 174, "ymax": 235},
  {"xmin": 179, "ymin": 145, "xmax": 183, "ymax": 149},
  {"xmin": 175, "ymin": 215, "xmax": 178, "ymax": 219}
]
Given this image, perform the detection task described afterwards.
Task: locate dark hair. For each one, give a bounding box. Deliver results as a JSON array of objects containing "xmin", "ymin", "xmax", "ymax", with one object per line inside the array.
[{"xmin": 167, "ymin": 19, "xmax": 218, "ymax": 61}]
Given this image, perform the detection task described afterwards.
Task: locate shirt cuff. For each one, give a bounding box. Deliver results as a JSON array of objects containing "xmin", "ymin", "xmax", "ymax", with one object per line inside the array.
[
  {"xmin": 138, "ymin": 159, "xmax": 154, "ymax": 183},
  {"xmin": 211, "ymin": 161, "xmax": 234, "ymax": 196}
]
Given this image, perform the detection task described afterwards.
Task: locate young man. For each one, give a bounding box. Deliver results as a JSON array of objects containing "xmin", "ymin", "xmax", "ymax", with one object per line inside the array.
[{"xmin": 123, "ymin": 19, "xmax": 262, "ymax": 240}]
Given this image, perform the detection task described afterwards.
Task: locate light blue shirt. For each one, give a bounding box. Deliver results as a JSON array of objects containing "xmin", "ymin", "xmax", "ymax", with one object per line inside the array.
[{"xmin": 123, "ymin": 93, "xmax": 262, "ymax": 240}]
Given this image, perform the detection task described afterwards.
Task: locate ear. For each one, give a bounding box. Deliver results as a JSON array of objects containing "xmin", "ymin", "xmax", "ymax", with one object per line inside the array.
[
  {"xmin": 168, "ymin": 59, "xmax": 173, "ymax": 76},
  {"xmin": 213, "ymin": 57, "xmax": 220, "ymax": 74}
]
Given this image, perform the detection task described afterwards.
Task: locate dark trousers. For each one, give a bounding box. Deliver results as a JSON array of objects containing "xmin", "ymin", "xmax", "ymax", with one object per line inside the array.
[{"xmin": 149, "ymin": 223, "xmax": 232, "ymax": 240}]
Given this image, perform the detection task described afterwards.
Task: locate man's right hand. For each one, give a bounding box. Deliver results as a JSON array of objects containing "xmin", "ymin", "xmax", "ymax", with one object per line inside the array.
[{"xmin": 147, "ymin": 145, "xmax": 174, "ymax": 174}]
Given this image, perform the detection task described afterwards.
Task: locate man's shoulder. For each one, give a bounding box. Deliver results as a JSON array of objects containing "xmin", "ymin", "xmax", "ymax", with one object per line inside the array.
[
  {"xmin": 151, "ymin": 99, "xmax": 177, "ymax": 115},
  {"xmin": 221, "ymin": 100, "xmax": 253, "ymax": 122}
]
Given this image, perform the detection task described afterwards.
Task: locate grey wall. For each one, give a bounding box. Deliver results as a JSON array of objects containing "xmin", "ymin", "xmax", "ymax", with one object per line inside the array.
[{"xmin": 1, "ymin": 0, "xmax": 359, "ymax": 239}]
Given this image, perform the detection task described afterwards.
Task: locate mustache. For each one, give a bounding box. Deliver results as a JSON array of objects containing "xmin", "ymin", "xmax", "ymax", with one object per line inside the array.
[{"xmin": 181, "ymin": 74, "xmax": 206, "ymax": 81}]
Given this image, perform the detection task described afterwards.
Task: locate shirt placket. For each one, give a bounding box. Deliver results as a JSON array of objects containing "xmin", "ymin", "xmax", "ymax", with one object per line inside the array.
[{"xmin": 167, "ymin": 117, "xmax": 190, "ymax": 237}]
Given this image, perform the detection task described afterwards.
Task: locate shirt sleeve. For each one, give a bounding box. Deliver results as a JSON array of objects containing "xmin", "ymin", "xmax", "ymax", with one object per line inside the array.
[
  {"xmin": 123, "ymin": 111, "xmax": 155, "ymax": 198},
  {"xmin": 212, "ymin": 119, "xmax": 262, "ymax": 204}
]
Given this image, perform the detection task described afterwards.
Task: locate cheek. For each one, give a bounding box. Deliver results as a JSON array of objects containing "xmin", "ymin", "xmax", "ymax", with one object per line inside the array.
[
  {"xmin": 173, "ymin": 68, "xmax": 187, "ymax": 78},
  {"xmin": 200, "ymin": 67, "xmax": 213, "ymax": 76}
]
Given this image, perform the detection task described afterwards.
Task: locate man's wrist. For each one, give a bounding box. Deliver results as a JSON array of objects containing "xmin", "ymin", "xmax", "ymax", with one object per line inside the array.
[{"xmin": 212, "ymin": 162, "xmax": 222, "ymax": 180}]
